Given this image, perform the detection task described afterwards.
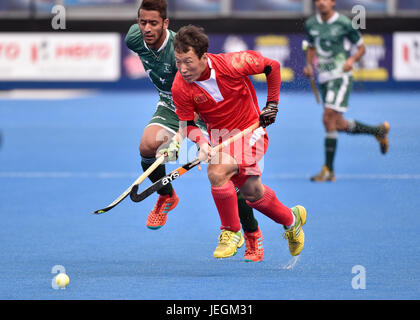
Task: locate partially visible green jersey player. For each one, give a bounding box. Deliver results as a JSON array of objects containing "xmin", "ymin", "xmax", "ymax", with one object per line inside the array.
[
  {"xmin": 125, "ymin": 0, "xmax": 263, "ymax": 261},
  {"xmin": 304, "ymin": 0, "xmax": 390, "ymax": 182}
]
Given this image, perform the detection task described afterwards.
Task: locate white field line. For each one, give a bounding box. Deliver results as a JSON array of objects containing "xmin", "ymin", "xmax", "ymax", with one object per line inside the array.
[
  {"xmin": 0, "ymin": 89, "xmax": 95, "ymax": 100},
  {"xmin": 1, "ymin": 172, "xmax": 420, "ymax": 180}
]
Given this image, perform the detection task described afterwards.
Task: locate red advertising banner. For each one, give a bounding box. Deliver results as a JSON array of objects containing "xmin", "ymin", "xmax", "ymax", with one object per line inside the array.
[{"xmin": 0, "ymin": 33, "xmax": 120, "ymax": 81}]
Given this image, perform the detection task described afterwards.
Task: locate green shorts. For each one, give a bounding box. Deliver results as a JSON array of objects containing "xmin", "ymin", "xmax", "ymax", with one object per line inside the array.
[
  {"xmin": 147, "ymin": 104, "xmax": 208, "ymax": 135},
  {"xmin": 320, "ymin": 75, "xmax": 353, "ymax": 113}
]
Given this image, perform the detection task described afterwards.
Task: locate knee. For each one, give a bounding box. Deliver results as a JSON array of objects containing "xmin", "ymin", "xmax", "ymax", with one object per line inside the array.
[
  {"xmin": 207, "ymin": 165, "xmax": 234, "ymax": 187},
  {"xmin": 139, "ymin": 127, "xmax": 172, "ymax": 158},
  {"xmin": 241, "ymin": 190, "xmax": 264, "ymax": 202},
  {"xmin": 139, "ymin": 139, "xmax": 158, "ymax": 158},
  {"xmin": 207, "ymin": 170, "xmax": 227, "ymax": 187},
  {"xmin": 336, "ymin": 118, "xmax": 349, "ymax": 132},
  {"xmin": 240, "ymin": 180, "xmax": 265, "ymax": 202},
  {"xmin": 323, "ymin": 110, "xmax": 336, "ymax": 131},
  {"xmin": 323, "ymin": 111, "xmax": 331, "ymax": 124}
]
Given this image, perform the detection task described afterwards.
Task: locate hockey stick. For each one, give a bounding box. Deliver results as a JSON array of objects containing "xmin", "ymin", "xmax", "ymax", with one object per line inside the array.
[
  {"xmin": 92, "ymin": 154, "xmax": 165, "ymax": 214},
  {"xmin": 309, "ymin": 77, "xmax": 321, "ymax": 104},
  {"xmin": 130, "ymin": 157, "xmax": 201, "ymax": 203},
  {"xmin": 130, "ymin": 121, "xmax": 260, "ymax": 202},
  {"xmin": 302, "ymin": 40, "xmax": 321, "ymax": 104}
]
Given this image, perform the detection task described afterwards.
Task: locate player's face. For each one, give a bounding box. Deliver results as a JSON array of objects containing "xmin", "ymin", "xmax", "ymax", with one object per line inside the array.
[
  {"xmin": 137, "ymin": 9, "xmax": 169, "ymax": 49},
  {"xmin": 175, "ymin": 48, "xmax": 208, "ymax": 84},
  {"xmin": 314, "ymin": 0, "xmax": 335, "ymax": 15}
]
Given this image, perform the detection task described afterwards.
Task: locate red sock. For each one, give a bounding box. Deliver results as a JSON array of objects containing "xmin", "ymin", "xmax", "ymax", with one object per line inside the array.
[
  {"xmin": 211, "ymin": 180, "xmax": 241, "ymax": 232},
  {"xmin": 246, "ymin": 185, "xmax": 294, "ymax": 226}
]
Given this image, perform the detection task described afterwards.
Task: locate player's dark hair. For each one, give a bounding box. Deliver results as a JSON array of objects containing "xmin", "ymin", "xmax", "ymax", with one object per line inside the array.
[
  {"xmin": 138, "ymin": 0, "xmax": 167, "ymax": 20},
  {"xmin": 173, "ymin": 25, "xmax": 209, "ymax": 59}
]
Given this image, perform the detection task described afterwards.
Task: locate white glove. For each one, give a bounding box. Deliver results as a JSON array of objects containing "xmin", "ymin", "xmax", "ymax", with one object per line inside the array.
[{"xmin": 158, "ymin": 140, "xmax": 181, "ymax": 162}]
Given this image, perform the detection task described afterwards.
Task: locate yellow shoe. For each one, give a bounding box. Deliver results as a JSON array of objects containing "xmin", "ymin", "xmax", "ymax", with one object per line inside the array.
[
  {"xmin": 375, "ymin": 121, "xmax": 390, "ymax": 154},
  {"xmin": 310, "ymin": 165, "xmax": 335, "ymax": 182},
  {"xmin": 283, "ymin": 205, "xmax": 307, "ymax": 256},
  {"xmin": 213, "ymin": 230, "xmax": 244, "ymax": 259}
]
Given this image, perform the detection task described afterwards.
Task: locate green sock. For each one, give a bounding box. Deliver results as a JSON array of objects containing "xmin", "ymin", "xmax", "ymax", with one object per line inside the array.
[
  {"xmin": 325, "ymin": 136, "xmax": 337, "ymax": 172},
  {"xmin": 347, "ymin": 119, "xmax": 380, "ymax": 135},
  {"xmin": 141, "ymin": 158, "xmax": 173, "ymax": 196},
  {"xmin": 236, "ymin": 190, "xmax": 258, "ymax": 233}
]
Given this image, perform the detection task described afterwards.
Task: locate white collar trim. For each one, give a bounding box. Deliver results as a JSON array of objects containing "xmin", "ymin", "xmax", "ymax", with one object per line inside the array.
[
  {"xmin": 317, "ymin": 12, "xmax": 339, "ymax": 24},
  {"xmin": 144, "ymin": 29, "xmax": 170, "ymax": 52},
  {"xmin": 194, "ymin": 56, "xmax": 224, "ymax": 103}
]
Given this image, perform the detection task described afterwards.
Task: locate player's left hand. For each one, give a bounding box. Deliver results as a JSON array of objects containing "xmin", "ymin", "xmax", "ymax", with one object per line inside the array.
[
  {"xmin": 157, "ymin": 140, "xmax": 181, "ymax": 162},
  {"xmin": 343, "ymin": 58, "xmax": 355, "ymax": 72},
  {"xmin": 259, "ymin": 101, "xmax": 278, "ymax": 128}
]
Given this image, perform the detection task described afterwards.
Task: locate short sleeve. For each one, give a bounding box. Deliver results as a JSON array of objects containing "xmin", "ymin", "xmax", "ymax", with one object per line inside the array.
[
  {"xmin": 345, "ymin": 19, "xmax": 363, "ymax": 46},
  {"xmin": 305, "ymin": 21, "xmax": 315, "ymax": 47},
  {"xmin": 125, "ymin": 24, "xmax": 142, "ymax": 52}
]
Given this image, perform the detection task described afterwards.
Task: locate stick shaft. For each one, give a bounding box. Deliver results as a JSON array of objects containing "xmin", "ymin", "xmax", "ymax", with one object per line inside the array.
[
  {"xmin": 309, "ymin": 77, "xmax": 321, "ymax": 104},
  {"xmin": 92, "ymin": 155, "xmax": 165, "ymax": 214},
  {"xmin": 302, "ymin": 40, "xmax": 321, "ymax": 105},
  {"xmin": 130, "ymin": 122, "xmax": 260, "ymax": 202},
  {"xmin": 132, "ymin": 155, "xmax": 165, "ymax": 186},
  {"xmin": 216, "ymin": 122, "xmax": 260, "ymax": 150}
]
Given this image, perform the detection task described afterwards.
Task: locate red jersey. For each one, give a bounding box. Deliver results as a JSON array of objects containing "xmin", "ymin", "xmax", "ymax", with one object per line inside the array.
[{"xmin": 172, "ymin": 50, "xmax": 281, "ymax": 144}]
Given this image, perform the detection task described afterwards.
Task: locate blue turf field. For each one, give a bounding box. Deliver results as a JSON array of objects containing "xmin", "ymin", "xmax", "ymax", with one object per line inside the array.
[{"xmin": 0, "ymin": 90, "xmax": 419, "ymax": 300}]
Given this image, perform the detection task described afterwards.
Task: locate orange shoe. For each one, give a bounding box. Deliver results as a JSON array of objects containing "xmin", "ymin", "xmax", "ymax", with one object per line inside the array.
[
  {"xmin": 146, "ymin": 191, "xmax": 179, "ymax": 230},
  {"xmin": 244, "ymin": 227, "xmax": 264, "ymax": 262},
  {"xmin": 375, "ymin": 121, "xmax": 390, "ymax": 154}
]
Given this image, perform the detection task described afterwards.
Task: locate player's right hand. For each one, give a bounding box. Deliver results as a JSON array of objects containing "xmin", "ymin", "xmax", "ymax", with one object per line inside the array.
[
  {"xmin": 197, "ymin": 143, "xmax": 212, "ymax": 163},
  {"xmin": 303, "ymin": 65, "xmax": 314, "ymax": 78},
  {"xmin": 259, "ymin": 101, "xmax": 278, "ymax": 128},
  {"xmin": 158, "ymin": 140, "xmax": 180, "ymax": 162}
]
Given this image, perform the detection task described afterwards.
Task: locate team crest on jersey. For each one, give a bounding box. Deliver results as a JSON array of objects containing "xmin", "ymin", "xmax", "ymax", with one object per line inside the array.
[
  {"xmin": 194, "ymin": 93, "xmax": 208, "ymax": 104},
  {"xmin": 163, "ymin": 63, "xmax": 172, "ymax": 73},
  {"xmin": 231, "ymin": 52, "xmax": 260, "ymax": 71},
  {"xmin": 330, "ymin": 27, "xmax": 339, "ymax": 36}
]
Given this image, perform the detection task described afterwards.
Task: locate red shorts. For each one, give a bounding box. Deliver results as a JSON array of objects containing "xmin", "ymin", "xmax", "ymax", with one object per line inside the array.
[{"xmin": 212, "ymin": 127, "xmax": 269, "ymax": 188}]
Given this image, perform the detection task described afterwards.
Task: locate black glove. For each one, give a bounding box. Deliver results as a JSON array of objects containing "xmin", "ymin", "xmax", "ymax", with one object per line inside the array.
[{"xmin": 259, "ymin": 101, "xmax": 278, "ymax": 128}]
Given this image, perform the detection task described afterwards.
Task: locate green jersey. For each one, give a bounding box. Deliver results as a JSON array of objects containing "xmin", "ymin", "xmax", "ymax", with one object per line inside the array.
[
  {"xmin": 305, "ymin": 12, "xmax": 363, "ymax": 83},
  {"xmin": 125, "ymin": 24, "xmax": 177, "ymax": 111}
]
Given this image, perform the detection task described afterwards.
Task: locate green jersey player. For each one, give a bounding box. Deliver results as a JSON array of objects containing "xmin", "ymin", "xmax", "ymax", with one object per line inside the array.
[
  {"xmin": 125, "ymin": 0, "xmax": 264, "ymax": 262},
  {"xmin": 304, "ymin": 0, "xmax": 390, "ymax": 182}
]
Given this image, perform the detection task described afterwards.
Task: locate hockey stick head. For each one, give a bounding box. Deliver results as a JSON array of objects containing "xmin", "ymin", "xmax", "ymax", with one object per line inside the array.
[
  {"xmin": 130, "ymin": 185, "xmax": 141, "ymax": 202},
  {"xmin": 93, "ymin": 207, "xmax": 113, "ymax": 214},
  {"xmin": 91, "ymin": 155, "xmax": 166, "ymax": 215},
  {"xmin": 130, "ymin": 158, "xmax": 201, "ymax": 203}
]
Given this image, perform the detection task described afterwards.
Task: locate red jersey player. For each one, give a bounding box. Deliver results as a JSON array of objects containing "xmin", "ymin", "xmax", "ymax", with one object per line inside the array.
[{"xmin": 161, "ymin": 25, "xmax": 307, "ymax": 259}]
